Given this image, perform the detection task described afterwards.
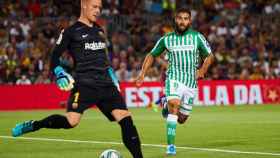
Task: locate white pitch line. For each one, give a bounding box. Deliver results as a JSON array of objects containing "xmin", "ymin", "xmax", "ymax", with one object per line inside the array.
[{"xmin": 1, "ymin": 136, "xmax": 280, "ymax": 156}]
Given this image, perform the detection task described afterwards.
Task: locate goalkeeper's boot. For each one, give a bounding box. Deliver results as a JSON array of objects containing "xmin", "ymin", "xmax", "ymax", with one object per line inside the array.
[
  {"xmin": 12, "ymin": 120, "xmax": 34, "ymax": 137},
  {"xmin": 166, "ymin": 144, "xmax": 176, "ymax": 155}
]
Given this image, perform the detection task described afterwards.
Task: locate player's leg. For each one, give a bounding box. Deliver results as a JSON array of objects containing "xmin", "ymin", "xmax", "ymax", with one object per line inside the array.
[
  {"xmin": 165, "ymin": 80, "xmax": 183, "ymax": 155},
  {"xmin": 33, "ymin": 112, "xmax": 81, "ymax": 130},
  {"xmin": 156, "ymin": 95, "xmax": 168, "ymax": 118},
  {"xmin": 177, "ymin": 99, "xmax": 191, "ymax": 124},
  {"xmin": 178, "ymin": 88, "xmax": 197, "ymax": 124},
  {"xmin": 177, "ymin": 113, "xmax": 189, "ymax": 124},
  {"xmin": 166, "ymin": 98, "xmax": 180, "ymax": 155},
  {"xmin": 177, "ymin": 100, "xmax": 192, "ymax": 124},
  {"xmin": 112, "ymin": 109, "xmax": 143, "ymax": 158},
  {"xmin": 97, "ymin": 86, "xmax": 143, "ymax": 158},
  {"xmin": 12, "ymin": 112, "xmax": 81, "ymax": 137},
  {"xmin": 12, "ymin": 85, "xmax": 89, "ymax": 137}
]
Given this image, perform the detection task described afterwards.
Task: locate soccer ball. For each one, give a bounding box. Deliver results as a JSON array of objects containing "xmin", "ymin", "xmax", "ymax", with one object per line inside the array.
[{"xmin": 99, "ymin": 149, "xmax": 122, "ymax": 158}]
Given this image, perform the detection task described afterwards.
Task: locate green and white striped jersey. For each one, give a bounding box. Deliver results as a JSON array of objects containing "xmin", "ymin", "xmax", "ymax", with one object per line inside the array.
[{"xmin": 150, "ymin": 28, "xmax": 212, "ymax": 88}]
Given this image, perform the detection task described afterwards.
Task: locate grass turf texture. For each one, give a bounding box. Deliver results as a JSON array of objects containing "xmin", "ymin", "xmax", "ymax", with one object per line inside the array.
[{"xmin": 0, "ymin": 105, "xmax": 280, "ymax": 158}]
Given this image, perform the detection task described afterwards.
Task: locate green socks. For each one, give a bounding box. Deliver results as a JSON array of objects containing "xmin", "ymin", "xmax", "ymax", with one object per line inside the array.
[{"xmin": 166, "ymin": 114, "xmax": 178, "ymax": 145}]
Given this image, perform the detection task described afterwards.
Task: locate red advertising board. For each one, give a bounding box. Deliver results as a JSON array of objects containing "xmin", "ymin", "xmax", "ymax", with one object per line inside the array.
[
  {"xmin": 120, "ymin": 82, "xmax": 164, "ymax": 108},
  {"xmin": 0, "ymin": 84, "xmax": 69, "ymax": 110},
  {"xmin": 0, "ymin": 80, "xmax": 279, "ymax": 110},
  {"xmin": 197, "ymin": 80, "xmax": 280, "ymax": 105},
  {"xmin": 120, "ymin": 80, "xmax": 280, "ymax": 107}
]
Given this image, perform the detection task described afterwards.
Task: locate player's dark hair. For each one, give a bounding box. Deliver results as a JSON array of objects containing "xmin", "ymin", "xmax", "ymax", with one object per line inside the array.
[
  {"xmin": 173, "ymin": 7, "xmax": 192, "ymax": 35},
  {"xmin": 175, "ymin": 7, "xmax": 191, "ymax": 17}
]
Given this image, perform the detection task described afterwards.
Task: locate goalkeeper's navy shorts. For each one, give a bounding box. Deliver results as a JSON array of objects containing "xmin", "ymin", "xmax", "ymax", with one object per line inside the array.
[{"xmin": 66, "ymin": 83, "xmax": 127, "ymax": 121}]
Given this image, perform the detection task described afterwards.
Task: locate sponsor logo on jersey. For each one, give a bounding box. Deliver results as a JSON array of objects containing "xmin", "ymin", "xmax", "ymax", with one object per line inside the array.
[
  {"xmin": 85, "ymin": 41, "xmax": 106, "ymax": 51},
  {"xmin": 168, "ymin": 45, "xmax": 194, "ymax": 51}
]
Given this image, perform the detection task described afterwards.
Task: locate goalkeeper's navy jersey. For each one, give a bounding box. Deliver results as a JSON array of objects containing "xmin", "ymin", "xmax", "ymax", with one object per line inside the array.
[{"xmin": 51, "ymin": 21, "xmax": 113, "ymax": 86}]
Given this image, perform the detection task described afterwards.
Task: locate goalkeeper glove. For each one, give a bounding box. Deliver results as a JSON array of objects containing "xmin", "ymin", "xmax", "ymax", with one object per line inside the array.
[{"xmin": 54, "ymin": 66, "xmax": 75, "ymax": 91}]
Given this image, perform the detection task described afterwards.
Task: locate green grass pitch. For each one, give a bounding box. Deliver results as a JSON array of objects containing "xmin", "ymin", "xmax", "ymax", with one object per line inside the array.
[{"xmin": 0, "ymin": 105, "xmax": 280, "ymax": 158}]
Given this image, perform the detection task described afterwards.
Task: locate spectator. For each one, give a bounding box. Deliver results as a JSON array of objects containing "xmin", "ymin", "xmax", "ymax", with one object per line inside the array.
[
  {"xmin": 0, "ymin": 1, "xmax": 279, "ymax": 85},
  {"xmin": 16, "ymin": 74, "xmax": 31, "ymax": 85},
  {"xmin": 34, "ymin": 70, "xmax": 51, "ymax": 84},
  {"xmin": 239, "ymin": 69, "xmax": 250, "ymax": 80},
  {"xmin": 116, "ymin": 62, "xmax": 131, "ymax": 82},
  {"xmin": 28, "ymin": 0, "xmax": 42, "ymax": 17},
  {"xmin": 129, "ymin": 69, "xmax": 139, "ymax": 82},
  {"xmin": 144, "ymin": 67, "xmax": 159, "ymax": 81},
  {"xmin": 19, "ymin": 18, "xmax": 31, "ymax": 38},
  {"xmin": 26, "ymin": 64, "xmax": 37, "ymax": 83},
  {"xmin": 249, "ymin": 63, "xmax": 264, "ymax": 80}
]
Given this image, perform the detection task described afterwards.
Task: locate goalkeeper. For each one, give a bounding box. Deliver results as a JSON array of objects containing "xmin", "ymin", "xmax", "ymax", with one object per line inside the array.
[{"xmin": 11, "ymin": 0, "xmax": 143, "ymax": 158}]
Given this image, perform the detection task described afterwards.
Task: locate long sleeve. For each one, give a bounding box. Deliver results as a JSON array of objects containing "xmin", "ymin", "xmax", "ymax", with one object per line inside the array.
[{"xmin": 50, "ymin": 29, "xmax": 71, "ymax": 73}]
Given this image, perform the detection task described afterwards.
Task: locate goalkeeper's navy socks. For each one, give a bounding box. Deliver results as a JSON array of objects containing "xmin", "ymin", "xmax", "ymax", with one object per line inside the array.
[
  {"xmin": 33, "ymin": 114, "xmax": 73, "ymax": 130},
  {"xmin": 119, "ymin": 116, "xmax": 143, "ymax": 158}
]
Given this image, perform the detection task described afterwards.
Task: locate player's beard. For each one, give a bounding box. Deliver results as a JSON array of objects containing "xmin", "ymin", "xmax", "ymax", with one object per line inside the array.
[{"xmin": 175, "ymin": 23, "xmax": 190, "ymax": 35}]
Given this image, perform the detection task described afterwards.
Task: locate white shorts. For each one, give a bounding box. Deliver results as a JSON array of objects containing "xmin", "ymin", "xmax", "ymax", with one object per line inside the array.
[{"xmin": 165, "ymin": 79, "xmax": 198, "ymax": 115}]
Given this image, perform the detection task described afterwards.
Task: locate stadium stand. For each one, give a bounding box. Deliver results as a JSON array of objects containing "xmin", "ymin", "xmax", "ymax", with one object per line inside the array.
[{"xmin": 0, "ymin": 0, "xmax": 279, "ymax": 85}]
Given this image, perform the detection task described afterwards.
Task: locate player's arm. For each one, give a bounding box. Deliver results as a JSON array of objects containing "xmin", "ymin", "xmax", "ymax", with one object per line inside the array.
[
  {"xmin": 51, "ymin": 29, "xmax": 74, "ymax": 91},
  {"xmin": 196, "ymin": 33, "xmax": 215, "ymax": 79},
  {"xmin": 136, "ymin": 36, "xmax": 166, "ymax": 86},
  {"xmin": 98, "ymin": 28, "xmax": 121, "ymax": 91}
]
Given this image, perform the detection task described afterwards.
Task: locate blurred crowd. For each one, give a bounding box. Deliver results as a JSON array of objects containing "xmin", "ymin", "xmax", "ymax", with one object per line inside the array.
[{"xmin": 0, "ymin": 0, "xmax": 280, "ymax": 85}]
